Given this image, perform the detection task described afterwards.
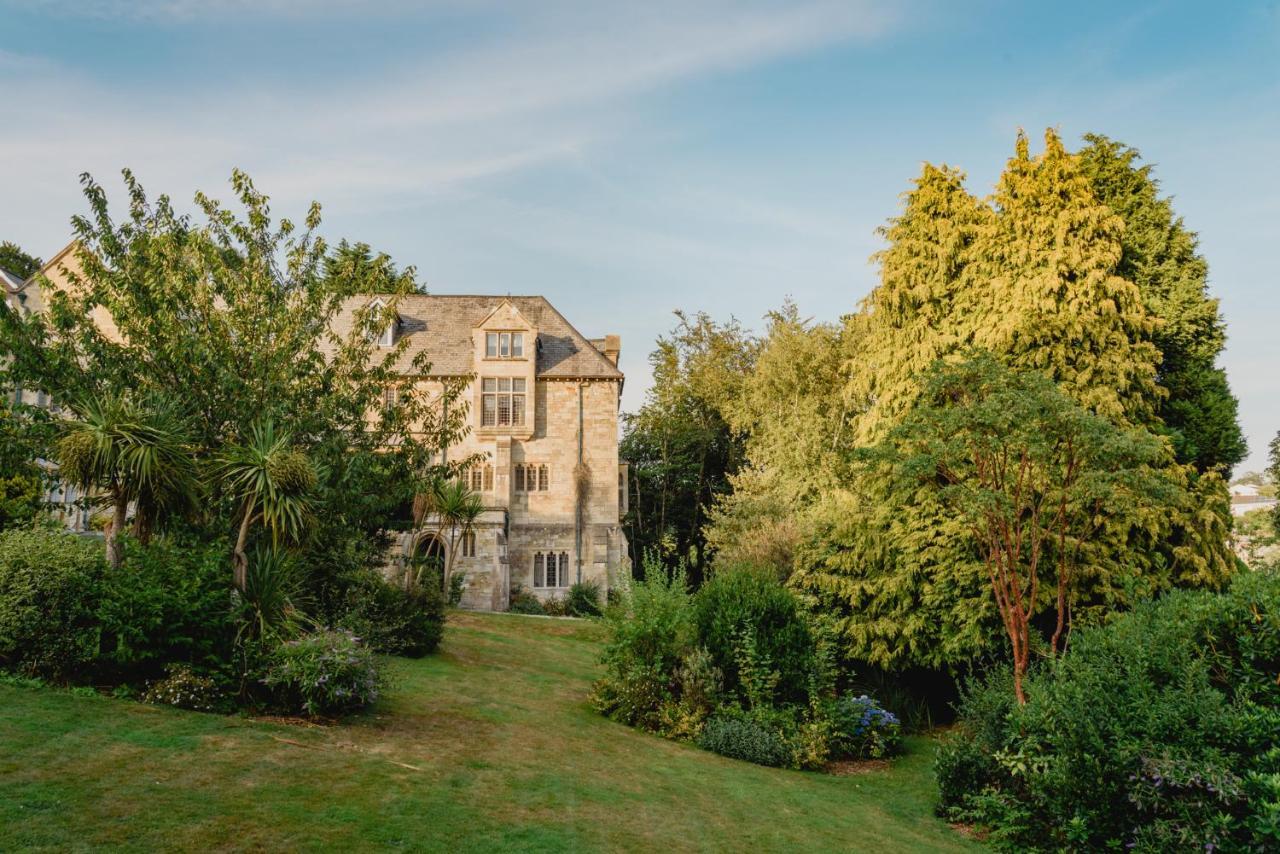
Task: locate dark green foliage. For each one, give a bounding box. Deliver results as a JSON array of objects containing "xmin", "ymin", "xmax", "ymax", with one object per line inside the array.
[
  {"xmin": 338, "ymin": 571, "xmax": 444, "ymax": 657},
  {"xmin": 827, "ymin": 694, "xmax": 902, "ymax": 760},
  {"xmin": 1270, "ymin": 432, "xmax": 1280, "ymax": 538},
  {"xmin": 694, "ymin": 565, "xmax": 816, "ymax": 706},
  {"xmin": 566, "ymin": 580, "xmax": 603, "ymax": 617},
  {"xmin": 621, "ymin": 312, "xmax": 757, "ymax": 580},
  {"xmin": 591, "ymin": 560, "xmax": 694, "ymax": 730},
  {"xmin": 0, "ymin": 241, "xmax": 41, "ymax": 280},
  {"xmin": 508, "ymin": 584, "xmax": 546, "ymax": 615},
  {"xmin": 1078, "ymin": 134, "xmax": 1246, "ymax": 474},
  {"xmin": 262, "ymin": 629, "xmax": 383, "ymax": 717},
  {"xmin": 98, "ymin": 537, "xmax": 236, "ymax": 680},
  {"xmin": 0, "ymin": 471, "xmax": 44, "ymax": 530},
  {"xmin": 0, "ymin": 528, "xmax": 104, "ymax": 679},
  {"xmin": 697, "ymin": 711, "xmax": 792, "ymax": 767},
  {"xmin": 936, "ymin": 571, "xmax": 1280, "ymax": 851}
]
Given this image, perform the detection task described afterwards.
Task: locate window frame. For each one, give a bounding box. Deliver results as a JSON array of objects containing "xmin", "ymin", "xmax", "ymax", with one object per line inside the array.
[
  {"xmin": 483, "ymin": 330, "xmax": 526, "ymax": 360},
  {"xmin": 480, "ymin": 377, "xmax": 526, "ymax": 428}
]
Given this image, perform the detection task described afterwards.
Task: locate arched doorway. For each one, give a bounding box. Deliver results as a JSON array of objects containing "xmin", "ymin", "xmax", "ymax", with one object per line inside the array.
[{"xmin": 411, "ymin": 533, "xmax": 446, "ymax": 587}]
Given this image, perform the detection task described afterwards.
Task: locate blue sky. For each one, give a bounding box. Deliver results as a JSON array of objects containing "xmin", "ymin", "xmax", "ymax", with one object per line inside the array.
[{"xmin": 2, "ymin": 1, "xmax": 1277, "ymax": 471}]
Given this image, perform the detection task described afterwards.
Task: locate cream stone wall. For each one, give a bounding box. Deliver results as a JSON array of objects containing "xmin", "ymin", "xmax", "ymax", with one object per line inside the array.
[{"xmin": 405, "ymin": 373, "xmax": 626, "ymax": 610}]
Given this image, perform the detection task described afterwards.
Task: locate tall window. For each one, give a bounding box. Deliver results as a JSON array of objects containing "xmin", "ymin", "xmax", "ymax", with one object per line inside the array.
[
  {"xmin": 468, "ymin": 467, "xmax": 483, "ymax": 491},
  {"xmin": 483, "ymin": 465, "xmax": 493, "ymax": 491},
  {"xmin": 461, "ymin": 532, "xmax": 476, "ymax": 557},
  {"xmin": 514, "ymin": 464, "xmax": 549, "ymax": 493},
  {"xmin": 382, "ymin": 385, "xmax": 398, "ymax": 411},
  {"xmin": 481, "ymin": 378, "xmax": 525, "ymax": 427},
  {"xmin": 486, "ymin": 331, "xmax": 525, "ymax": 358},
  {"xmin": 533, "ymin": 551, "xmax": 571, "ymax": 588}
]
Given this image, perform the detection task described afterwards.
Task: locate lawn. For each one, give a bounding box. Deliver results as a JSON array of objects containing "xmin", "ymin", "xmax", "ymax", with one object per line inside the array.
[{"xmin": 0, "ymin": 612, "xmax": 977, "ymax": 852}]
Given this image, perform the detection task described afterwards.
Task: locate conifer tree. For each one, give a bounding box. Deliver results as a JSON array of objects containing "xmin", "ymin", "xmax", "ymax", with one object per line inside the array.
[
  {"xmin": 1077, "ymin": 134, "xmax": 1246, "ymax": 473},
  {"xmin": 847, "ymin": 164, "xmax": 989, "ymax": 440}
]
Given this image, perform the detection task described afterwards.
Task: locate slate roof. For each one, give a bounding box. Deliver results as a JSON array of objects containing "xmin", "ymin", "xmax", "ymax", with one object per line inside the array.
[{"xmin": 333, "ymin": 294, "xmax": 623, "ymax": 380}]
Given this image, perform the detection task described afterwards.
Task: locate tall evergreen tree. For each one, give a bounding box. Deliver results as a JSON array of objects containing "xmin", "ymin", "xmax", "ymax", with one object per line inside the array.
[
  {"xmin": 1078, "ymin": 134, "xmax": 1246, "ymax": 474},
  {"xmin": 0, "ymin": 242, "xmax": 42, "ymax": 280},
  {"xmin": 847, "ymin": 164, "xmax": 989, "ymax": 440}
]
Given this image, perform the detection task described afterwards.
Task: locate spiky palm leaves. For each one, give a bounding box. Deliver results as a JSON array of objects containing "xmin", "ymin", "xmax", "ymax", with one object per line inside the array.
[
  {"xmin": 56, "ymin": 393, "xmax": 199, "ymax": 568},
  {"xmin": 218, "ymin": 419, "xmax": 317, "ymax": 589},
  {"xmin": 412, "ymin": 476, "xmax": 483, "ymax": 593}
]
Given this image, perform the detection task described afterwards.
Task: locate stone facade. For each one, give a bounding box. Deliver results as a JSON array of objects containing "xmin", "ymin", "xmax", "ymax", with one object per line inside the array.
[{"xmin": 345, "ymin": 295, "xmax": 629, "ymax": 611}]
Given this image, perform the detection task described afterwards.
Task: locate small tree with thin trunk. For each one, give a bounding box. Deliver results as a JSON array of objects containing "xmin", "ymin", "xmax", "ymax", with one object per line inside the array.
[
  {"xmin": 872, "ymin": 353, "xmax": 1170, "ymax": 703},
  {"xmin": 218, "ymin": 419, "xmax": 316, "ymax": 590},
  {"xmin": 413, "ymin": 476, "xmax": 482, "ymax": 596},
  {"xmin": 56, "ymin": 393, "xmax": 198, "ymax": 568}
]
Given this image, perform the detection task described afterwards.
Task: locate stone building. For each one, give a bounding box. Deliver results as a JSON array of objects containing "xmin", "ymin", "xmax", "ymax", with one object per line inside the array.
[{"xmin": 334, "ymin": 295, "xmax": 630, "ymax": 611}]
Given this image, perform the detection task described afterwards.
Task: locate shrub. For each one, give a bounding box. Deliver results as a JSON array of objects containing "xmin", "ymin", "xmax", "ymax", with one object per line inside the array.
[
  {"xmin": 141, "ymin": 664, "xmax": 224, "ymax": 712},
  {"xmin": 567, "ymin": 580, "xmax": 603, "ymax": 617},
  {"xmin": 542, "ymin": 597, "xmax": 569, "ymax": 617},
  {"xmin": 508, "ymin": 585, "xmax": 546, "ymax": 615},
  {"xmin": 697, "ymin": 711, "xmax": 792, "ymax": 768},
  {"xmin": 938, "ymin": 571, "xmax": 1280, "ymax": 852},
  {"xmin": 694, "ymin": 565, "xmax": 815, "ymax": 706},
  {"xmin": 448, "ymin": 570, "xmax": 465, "ymax": 607},
  {"xmin": 338, "ymin": 571, "xmax": 444, "ymax": 657},
  {"xmin": 262, "ymin": 629, "xmax": 383, "ymax": 717},
  {"xmin": 238, "ymin": 546, "xmax": 310, "ymax": 642},
  {"xmin": 828, "ymin": 694, "xmax": 901, "ymax": 760},
  {"xmin": 0, "ymin": 528, "xmax": 104, "ymax": 679},
  {"xmin": 98, "ymin": 536, "xmax": 236, "ymax": 681},
  {"xmin": 591, "ymin": 560, "xmax": 694, "ymax": 729}
]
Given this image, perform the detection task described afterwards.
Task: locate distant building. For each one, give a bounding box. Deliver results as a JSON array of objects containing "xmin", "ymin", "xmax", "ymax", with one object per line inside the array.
[
  {"xmin": 331, "ymin": 295, "xmax": 630, "ymax": 610},
  {"xmin": 2, "ymin": 246, "xmax": 90, "ymax": 531},
  {"xmin": 1230, "ymin": 483, "xmax": 1277, "ymax": 518}
]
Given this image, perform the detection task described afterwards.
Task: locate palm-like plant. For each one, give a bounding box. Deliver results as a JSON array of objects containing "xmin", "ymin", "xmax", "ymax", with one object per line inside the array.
[
  {"xmin": 413, "ymin": 476, "xmax": 483, "ymax": 595},
  {"xmin": 218, "ymin": 419, "xmax": 317, "ymax": 589},
  {"xmin": 56, "ymin": 393, "xmax": 199, "ymax": 568}
]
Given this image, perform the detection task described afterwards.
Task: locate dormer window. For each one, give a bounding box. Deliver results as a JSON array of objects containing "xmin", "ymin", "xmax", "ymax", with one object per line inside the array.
[
  {"xmin": 485, "ymin": 331, "xmax": 524, "ymax": 359},
  {"xmin": 367, "ymin": 298, "xmax": 397, "ymax": 348}
]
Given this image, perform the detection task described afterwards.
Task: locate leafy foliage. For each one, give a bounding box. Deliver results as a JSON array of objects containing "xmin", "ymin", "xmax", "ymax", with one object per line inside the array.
[
  {"xmin": 621, "ymin": 312, "xmax": 757, "ymax": 580},
  {"xmin": 936, "ymin": 571, "xmax": 1280, "ymax": 851},
  {"xmin": 697, "ymin": 711, "xmax": 792, "ymax": 768},
  {"xmin": 566, "ymin": 580, "xmax": 603, "ymax": 617},
  {"xmin": 141, "ymin": 664, "xmax": 224, "ymax": 712},
  {"xmin": 827, "ymin": 694, "xmax": 901, "ymax": 760},
  {"xmin": 262, "ymin": 629, "xmax": 383, "ymax": 717},
  {"xmin": 337, "ymin": 570, "xmax": 444, "ymax": 657},
  {"xmin": 0, "ymin": 241, "xmax": 42, "ymax": 280},
  {"xmin": 1078, "ymin": 134, "xmax": 1245, "ymax": 474},
  {"xmin": 97, "ymin": 536, "xmax": 235, "ymax": 680},
  {"xmin": 0, "ymin": 528, "xmax": 104, "ymax": 679}
]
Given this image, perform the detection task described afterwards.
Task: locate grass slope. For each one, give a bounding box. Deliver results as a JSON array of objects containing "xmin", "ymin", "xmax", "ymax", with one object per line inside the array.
[{"xmin": 0, "ymin": 612, "xmax": 976, "ymax": 852}]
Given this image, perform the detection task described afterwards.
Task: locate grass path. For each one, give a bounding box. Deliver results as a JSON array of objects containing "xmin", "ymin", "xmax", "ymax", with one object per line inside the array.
[{"xmin": 0, "ymin": 612, "xmax": 978, "ymax": 852}]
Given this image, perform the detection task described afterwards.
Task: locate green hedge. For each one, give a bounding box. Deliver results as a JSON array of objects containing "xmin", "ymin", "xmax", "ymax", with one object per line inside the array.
[{"xmin": 0, "ymin": 528, "xmax": 104, "ymax": 679}]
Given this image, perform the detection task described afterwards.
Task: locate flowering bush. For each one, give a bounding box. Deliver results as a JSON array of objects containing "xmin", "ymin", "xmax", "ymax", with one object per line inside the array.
[
  {"xmin": 829, "ymin": 694, "xmax": 902, "ymax": 760},
  {"xmin": 142, "ymin": 665, "xmax": 223, "ymax": 712},
  {"xmin": 262, "ymin": 629, "xmax": 382, "ymax": 717}
]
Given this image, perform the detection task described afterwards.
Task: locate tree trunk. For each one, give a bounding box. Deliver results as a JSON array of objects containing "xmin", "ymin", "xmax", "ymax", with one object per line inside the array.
[
  {"xmin": 233, "ymin": 502, "xmax": 254, "ymax": 590},
  {"xmin": 106, "ymin": 494, "xmax": 127, "ymax": 570}
]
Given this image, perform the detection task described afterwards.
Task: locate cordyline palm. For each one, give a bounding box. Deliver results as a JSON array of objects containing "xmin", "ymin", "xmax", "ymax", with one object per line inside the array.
[
  {"xmin": 56, "ymin": 393, "xmax": 199, "ymax": 568},
  {"xmin": 413, "ymin": 476, "xmax": 483, "ymax": 594},
  {"xmin": 218, "ymin": 419, "xmax": 317, "ymax": 590}
]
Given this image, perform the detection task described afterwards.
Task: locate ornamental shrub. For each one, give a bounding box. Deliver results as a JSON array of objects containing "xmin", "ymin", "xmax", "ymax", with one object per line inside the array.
[
  {"xmin": 141, "ymin": 664, "xmax": 224, "ymax": 712},
  {"xmin": 0, "ymin": 528, "xmax": 104, "ymax": 680},
  {"xmin": 98, "ymin": 536, "xmax": 236, "ymax": 681},
  {"xmin": 591, "ymin": 559, "xmax": 694, "ymax": 729},
  {"xmin": 566, "ymin": 580, "xmax": 603, "ymax": 617},
  {"xmin": 693, "ymin": 564, "xmax": 815, "ymax": 706},
  {"xmin": 508, "ymin": 584, "xmax": 546, "ymax": 615},
  {"xmin": 262, "ymin": 629, "xmax": 383, "ymax": 717},
  {"xmin": 697, "ymin": 710, "xmax": 792, "ymax": 768},
  {"xmin": 828, "ymin": 694, "xmax": 902, "ymax": 759},
  {"xmin": 937, "ymin": 570, "xmax": 1280, "ymax": 852},
  {"xmin": 338, "ymin": 570, "xmax": 444, "ymax": 657}
]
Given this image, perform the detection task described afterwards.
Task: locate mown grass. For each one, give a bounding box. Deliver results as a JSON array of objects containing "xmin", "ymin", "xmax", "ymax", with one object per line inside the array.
[{"xmin": 0, "ymin": 612, "xmax": 977, "ymax": 852}]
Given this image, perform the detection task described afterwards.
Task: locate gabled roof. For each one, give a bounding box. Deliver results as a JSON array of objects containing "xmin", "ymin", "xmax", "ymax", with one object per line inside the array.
[
  {"xmin": 334, "ymin": 294, "xmax": 623, "ymax": 380},
  {"xmin": 0, "ymin": 268, "xmax": 24, "ymax": 291}
]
